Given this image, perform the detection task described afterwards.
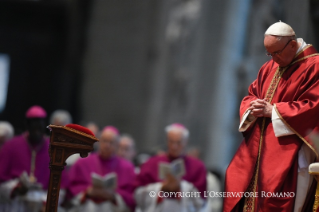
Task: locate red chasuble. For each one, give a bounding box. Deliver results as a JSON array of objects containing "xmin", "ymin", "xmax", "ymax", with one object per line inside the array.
[{"xmin": 224, "ymin": 45, "xmax": 319, "ymax": 212}]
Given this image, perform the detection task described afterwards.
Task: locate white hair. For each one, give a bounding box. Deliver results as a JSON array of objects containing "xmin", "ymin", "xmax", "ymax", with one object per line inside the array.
[
  {"xmin": 0, "ymin": 121, "xmax": 14, "ymax": 140},
  {"xmin": 165, "ymin": 124, "xmax": 189, "ymax": 140},
  {"xmin": 120, "ymin": 134, "xmax": 135, "ymax": 146},
  {"xmin": 50, "ymin": 110, "xmax": 72, "ymax": 126}
]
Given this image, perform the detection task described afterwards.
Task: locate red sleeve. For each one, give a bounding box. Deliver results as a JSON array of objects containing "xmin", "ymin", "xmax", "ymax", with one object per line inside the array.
[
  {"xmin": 240, "ymin": 61, "xmax": 275, "ymax": 119},
  {"xmin": 239, "ymin": 62, "xmax": 271, "ymax": 132},
  {"xmin": 275, "ymin": 62, "xmax": 319, "ymax": 138},
  {"xmin": 240, "ymin": 79, "xmax": 258, "ymax": 118}
]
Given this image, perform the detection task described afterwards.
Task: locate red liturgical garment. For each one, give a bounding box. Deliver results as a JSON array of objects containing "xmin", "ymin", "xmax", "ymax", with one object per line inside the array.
[{"xmin": 224, "ymin": 45, "xmax": 319, "ymax": 212}]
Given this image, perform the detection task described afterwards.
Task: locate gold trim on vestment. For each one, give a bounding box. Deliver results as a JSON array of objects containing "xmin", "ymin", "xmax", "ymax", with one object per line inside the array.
[
  {"xmin": 273, "ymin": 105, "xmax": 318, "ymax": 159},
  {"xmin": 239, "ymin": 108, "xmax": 257, "ymax": 131},
  {"xmin": 309, "ymin": 172, "xmax": 319, "ymax": 175},
  {"xmin": 272, "ymin": 51, "xmax": 319, "ymax": 158},
  {"xmin": 291, "ymin": 53, "xmax": 319, "ymax": 66},
  {"xmin": 242, "ymin": 47, "xmax": 319, "ymax": 212},
  {"xmin": 313, "ymin": 182, "xmax": 319, "ymax": 212},
  {"xmin": 294, "ymin": 44, "xmax": 312, "ymax": 59},
  {"xmin": 243, "ymin": 66, "xmax": 287, "ymax": 212},
  {"xmin": 243, "ymin": 119, "xmax": 266, "ymax": 212}
]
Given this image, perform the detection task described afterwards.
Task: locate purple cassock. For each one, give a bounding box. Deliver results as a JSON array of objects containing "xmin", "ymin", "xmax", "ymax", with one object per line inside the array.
[
  {"xmin": 0, "ymin": 134, "xmax": 51, "ymax": 189},
  {"xmin": 135, "ymin": 154, "xmax": 207, "ymax": 197},
  {"xmin": 67, "ymin": 153, "xmax": 136, "ymax": 210}
]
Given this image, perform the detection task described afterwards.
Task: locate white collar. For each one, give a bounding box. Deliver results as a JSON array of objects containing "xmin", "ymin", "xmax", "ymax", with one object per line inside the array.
[{"xmin": 296, "ymin": 38, "xmax": 307, "ymax": 54}]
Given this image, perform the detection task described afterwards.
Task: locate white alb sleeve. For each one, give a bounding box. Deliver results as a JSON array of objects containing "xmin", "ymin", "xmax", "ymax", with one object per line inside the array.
[
  {"xmin": 271, "ymin": 107, "xmax": 294, "ymax": 137},
  {"xmin": 134, "ymin": 182, "xmax": 162, "ymax": 211},
  {"xmin": 0, "ymin": 178, "xmax": 19, "ymax": 200},
  {"xmin": 239, "ymin": 110, "xmax": 256, "ymax": 132}
]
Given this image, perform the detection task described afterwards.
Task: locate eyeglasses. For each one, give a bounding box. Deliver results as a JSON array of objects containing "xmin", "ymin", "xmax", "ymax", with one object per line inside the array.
[{"xmin": 265, "ymin": 39, "xmax": 293, "ymax": 57}]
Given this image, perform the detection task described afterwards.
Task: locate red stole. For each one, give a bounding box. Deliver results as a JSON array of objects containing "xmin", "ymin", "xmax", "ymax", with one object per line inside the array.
[{"xmin": 224, "ymin": 46, "xmax": 319, "ymax": 212}]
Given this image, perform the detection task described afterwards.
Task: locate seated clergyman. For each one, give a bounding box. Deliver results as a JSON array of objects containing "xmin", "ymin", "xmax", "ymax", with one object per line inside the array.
[
  {"xmin": 0, "ymin": 105, "xmax": 66, "ymax": 212},
  {"xmin": 134, "ymin": 123, "xmax": 207, "ymax": 212},
  {"xmin": 67, "ymin": 126, "xmax": 136, "ymax": 212}
]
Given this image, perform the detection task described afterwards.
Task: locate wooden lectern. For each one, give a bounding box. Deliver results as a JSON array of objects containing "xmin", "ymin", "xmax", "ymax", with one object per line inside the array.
[{"xmin": 45, "ymin": 125, "xmax": 98, "ymax": 212}]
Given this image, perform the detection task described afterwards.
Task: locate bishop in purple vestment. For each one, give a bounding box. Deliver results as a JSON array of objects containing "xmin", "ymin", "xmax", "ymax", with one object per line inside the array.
[
  {"xmin": 0, "ymin": 105, "xmax": 65, "ymax": 212},
  {"xmin": 134, "ymin": 123, "xmax": 207, "ymax": 212},
  {"xmin": 67, "ymin": 126, "xmax": 136, "ymax": 212}
]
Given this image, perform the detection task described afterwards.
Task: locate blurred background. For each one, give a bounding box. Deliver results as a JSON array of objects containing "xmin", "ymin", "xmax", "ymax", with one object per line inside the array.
[{"xmin": 1, "ymin": 0, "xmax": 319, "ymax": 177}]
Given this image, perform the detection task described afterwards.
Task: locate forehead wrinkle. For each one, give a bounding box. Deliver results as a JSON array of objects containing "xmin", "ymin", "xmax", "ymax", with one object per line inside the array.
[{"xmin": 264, "ymin": 36, "xmax": 287, "ymax": 53}]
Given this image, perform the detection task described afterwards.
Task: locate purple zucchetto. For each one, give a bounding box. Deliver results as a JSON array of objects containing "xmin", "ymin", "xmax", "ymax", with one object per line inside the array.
[{"xmin": 25, "ymin": 105, "xmax": 47, "ymax": 119}]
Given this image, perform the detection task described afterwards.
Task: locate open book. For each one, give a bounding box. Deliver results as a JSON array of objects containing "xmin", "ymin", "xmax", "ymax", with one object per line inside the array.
[
  {"xmin": 158, "ymin": 158, "xmax": 186, "ymax": 180},
  {"xmin": 91, "ymin": 172, "xmax": 117, "ymax": 190}
]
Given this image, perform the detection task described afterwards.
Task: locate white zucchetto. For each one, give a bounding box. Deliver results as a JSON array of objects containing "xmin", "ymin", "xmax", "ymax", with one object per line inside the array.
[{"xmin": 265, "ymin": 21, "xmax": 295, "ymax": 36}]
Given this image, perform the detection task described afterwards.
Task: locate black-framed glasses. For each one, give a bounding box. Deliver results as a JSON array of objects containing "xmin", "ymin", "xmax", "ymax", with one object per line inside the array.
[{"xmin": 265, "ymin": 39, "xmax": 293, "ymax": 57}]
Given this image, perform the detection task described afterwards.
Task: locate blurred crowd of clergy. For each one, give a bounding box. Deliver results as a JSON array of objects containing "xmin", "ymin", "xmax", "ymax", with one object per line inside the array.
[{"xmin": 0, "ymin": 105, "xmax": 222, "ymax": 212}]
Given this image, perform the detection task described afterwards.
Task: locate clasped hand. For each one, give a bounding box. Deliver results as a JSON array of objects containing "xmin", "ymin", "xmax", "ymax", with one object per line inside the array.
[
  {"xmin": 248, "ymin": 99, "xmax": 273, "ymax": 119},
  {"xmin": 161, "ymin": 173, "xmax": 180, "ymax": 192},
  {"xmin": 11, "ymin": 183, "xmax": 28, "ymax": 198},
  {"xmin": 87, "ymin": 186, "xmax": 115, "ymax": 202}
]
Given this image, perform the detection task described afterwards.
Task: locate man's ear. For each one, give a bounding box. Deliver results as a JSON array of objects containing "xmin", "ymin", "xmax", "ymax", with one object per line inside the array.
[{"xmin": 290, "ymin": 39, "xmax": 298, "ymax": 48}]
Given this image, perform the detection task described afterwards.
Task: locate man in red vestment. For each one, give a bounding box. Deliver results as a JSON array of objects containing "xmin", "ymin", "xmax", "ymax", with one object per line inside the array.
[{"xmin": 224, "ymin": 21, "xmax": 319, "ymax": 212}]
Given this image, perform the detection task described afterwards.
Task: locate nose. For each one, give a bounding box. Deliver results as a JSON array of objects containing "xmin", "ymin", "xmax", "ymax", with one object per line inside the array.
[
  {"xmin": 171, "ymin": 143, "xmax": 178, "ymax": 149},
  {"xmin": 271, "ymin": 56, "xmax": 281, "ymax": 64}
]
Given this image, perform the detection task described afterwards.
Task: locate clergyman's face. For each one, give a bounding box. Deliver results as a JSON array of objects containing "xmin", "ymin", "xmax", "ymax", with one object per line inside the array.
[
  {"xmin": 26, "ymin": 118, "xmax": 46, "ymax": 144},
  {"xmin": 118, "ymin": 137, "xmax": 135, "ymax": 161},
  {"xmin": 99, "ymin": 130, "xmax": 118, "ymax": 159},
  {"xmin": 264, "ymin": 35, "xmax": 297, "ymax": 67},
  {"xmin": 167, "ymin": 130, "xmax": 186, "ymax": 158}
]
